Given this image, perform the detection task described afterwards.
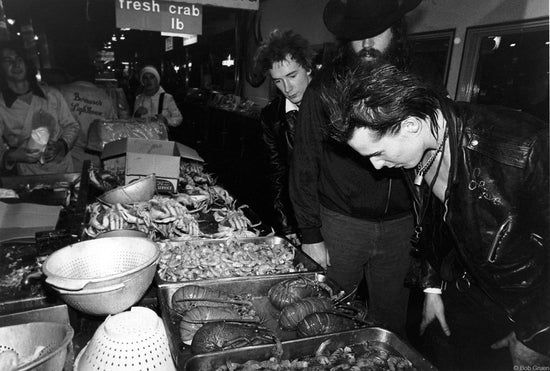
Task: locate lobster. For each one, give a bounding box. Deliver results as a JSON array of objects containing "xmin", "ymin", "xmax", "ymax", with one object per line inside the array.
[
  {"xmin": 172, "ymin": 285, "xmax": 257, "ymax": 321},
  {"xmin": 296, "ymin": 312, "xmax": 361, "ymax": 337},
  {"xmin": 171, "ymin": 285, "xmax": 252, "ymax": 312},
  {"xmin": 190, "ymin": 320, "xmax": 279, "ymax": 354},
  {"xmin": 268, "ymin": 276, "xmax": 333, "ymax": 310},
  {"xmin": 278, "ymin": 297, "xmax": 334, "ymax": 330},
  {"xmin": 178, "ymin": 306, "xmax": 242, "ymax": 342}
]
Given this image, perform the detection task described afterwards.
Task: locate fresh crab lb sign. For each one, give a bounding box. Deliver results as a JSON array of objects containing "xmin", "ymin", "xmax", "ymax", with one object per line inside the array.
[
  {"xmin": 115, "ymin": 0, "xmax": 258, "ymax": 35},
  {"xmin": 116, "ymin": 0, "xmax": 203, "ymax": 35}
]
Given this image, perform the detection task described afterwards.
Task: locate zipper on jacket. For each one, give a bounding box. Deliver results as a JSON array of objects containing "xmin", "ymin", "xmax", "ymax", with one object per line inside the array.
[
  {"xmin": 488, "ymin": 216, "xmax": 512, "ymax": 263},
  {"xmin": 384, "ymin": 179, "xmax": 392, "ymax": 214}
]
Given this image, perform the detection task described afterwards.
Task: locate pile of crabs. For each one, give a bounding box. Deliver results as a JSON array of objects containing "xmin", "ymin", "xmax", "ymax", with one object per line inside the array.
[
  {"xmin": 85, "ymin": 162, "xmax": 259, "ymax": 239},
  {"xmin": 169, "ymin": 276, "xmax": 370, "ymax": 355}
]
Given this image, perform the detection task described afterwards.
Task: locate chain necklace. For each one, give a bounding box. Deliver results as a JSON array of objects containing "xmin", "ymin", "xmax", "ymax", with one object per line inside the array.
[{"xmin": 414, "ymin": 129, "xmax": 448, "ymax": 186}]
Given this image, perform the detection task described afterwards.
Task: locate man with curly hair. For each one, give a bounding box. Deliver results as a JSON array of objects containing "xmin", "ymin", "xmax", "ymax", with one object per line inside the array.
[{"xmin": 254, "ymin": 29, "xmax": 315, "ymax": 243}]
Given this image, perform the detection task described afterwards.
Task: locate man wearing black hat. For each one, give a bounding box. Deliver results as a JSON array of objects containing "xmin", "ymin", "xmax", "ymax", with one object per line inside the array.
[{"xmin": 289, "ymin": 0, "xmax": 428, "ymax": 336}]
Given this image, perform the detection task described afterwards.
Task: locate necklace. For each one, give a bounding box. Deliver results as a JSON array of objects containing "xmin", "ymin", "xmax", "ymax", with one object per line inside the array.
[{"xmin": 414, "ymin": 129, "xmax": 448, "ymax": 186}]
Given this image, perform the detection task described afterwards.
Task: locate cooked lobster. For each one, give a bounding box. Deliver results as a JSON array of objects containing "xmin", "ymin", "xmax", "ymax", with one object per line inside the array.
[{"xmin": 191, "ymin": 320, "xmax": 279, "ymax": 354}]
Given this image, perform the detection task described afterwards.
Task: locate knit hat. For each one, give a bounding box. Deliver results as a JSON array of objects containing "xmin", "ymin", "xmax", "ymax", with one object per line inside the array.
[{"xmin": 140, "ymin": 65, "xmax": 160, "ymax": 85}]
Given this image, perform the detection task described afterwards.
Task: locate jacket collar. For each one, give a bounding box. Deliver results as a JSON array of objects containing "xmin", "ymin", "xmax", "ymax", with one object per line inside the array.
[
  {"xmin": 439, "ymin": 99, "xmax": 461, "ymax": 205},
  {"xmin": 142, "ymin": 86, "xmax": 165, "ymax": 99},
  {"xmin": 1, "ymin": 81, "xmax": 45, "ymax": 108}
]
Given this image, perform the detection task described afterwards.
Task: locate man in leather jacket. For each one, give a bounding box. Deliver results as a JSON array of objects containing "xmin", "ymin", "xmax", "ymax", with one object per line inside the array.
[
  {"xmin": 321, "ymin": 62, "xmax": 549, "ymax": 369},
  {"xmin": 254, "ymin": 30, "xmax": 314, "ymax": 242}
]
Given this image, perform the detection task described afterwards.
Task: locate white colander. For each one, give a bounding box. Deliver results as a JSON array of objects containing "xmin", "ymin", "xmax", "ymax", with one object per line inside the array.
[
  {"xmin": 42, "ymin": 237, "xmax": 160, "ymax": 315},
  {"xmin": 0, "ymin": 322, "xmax": 73, "ymax": 371},
  {"xmin": 74, "ymin": 307, "xmax": 175, "ymax": 371},
  {"xmin": 43, "ymin": 237, "xmax": 159, "ymax": 291}
]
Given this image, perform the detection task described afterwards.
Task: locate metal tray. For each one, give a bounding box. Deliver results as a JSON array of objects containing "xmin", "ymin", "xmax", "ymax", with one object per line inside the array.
[
  {"xmin": 155, "ymin": 236, "xmax": 324, "ymax": 286},
  {"xmin": 184, "ymin": 327, "xmax": 437, "ymax": 371},
  {"xmin": 158, "ymin": 272, "xmax": 342, "ymax": 368}
]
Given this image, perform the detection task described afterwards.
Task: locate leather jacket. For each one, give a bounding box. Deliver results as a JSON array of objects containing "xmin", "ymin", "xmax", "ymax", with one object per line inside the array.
[
  {"xmin": 260, "ymin": 95, "xmax": 298, "ymax": 235},
  {"xmin": 410, "ymin": 101, "xmax": 549, "ymax": 355}
]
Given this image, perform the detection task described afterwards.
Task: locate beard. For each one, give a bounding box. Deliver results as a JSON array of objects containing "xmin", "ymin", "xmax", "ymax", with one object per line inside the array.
[
  {"xmin": 346, "ymin": 35, "xmax": 402, "ymax": 68},
  {"xmin": 356, "ymin": 47, "xmax": 384, "ymax": 60}
]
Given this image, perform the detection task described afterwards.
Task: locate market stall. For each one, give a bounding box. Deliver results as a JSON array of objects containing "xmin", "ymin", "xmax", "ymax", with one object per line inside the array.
[{"xmin": 0, "ymin": 146, "xmax": 435, "ymax": 370}]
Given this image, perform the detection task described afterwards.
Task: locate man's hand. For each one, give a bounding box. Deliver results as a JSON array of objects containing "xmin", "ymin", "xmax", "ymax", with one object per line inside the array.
[
  {"xmin": 134, "ymin": 106, "xmax": 148, "ymax": 118},
  {"xmin": 491, "ymin": 332, "xmax": 550, "ymax": 366},
  {"xmin": 301, "ymin": 242, "xmax": 330, "ymax": 269},
  {"xmin": 153, "ymin": 114, "xmax": 168, "ymax": 124},
  {"xmin": 285, "ymin": 233, "xmax": 301, "ymax": 247},
  {"xmin": 43, "ymin": 140, "xmax": 66, "ymax": 162},
  {"xmin": 5, "ymin": 146, "xmax": 41, "ymax": 164},
  {"xmin": 420, "ymin": 292, "xmax": 450, "ymax": 336}
]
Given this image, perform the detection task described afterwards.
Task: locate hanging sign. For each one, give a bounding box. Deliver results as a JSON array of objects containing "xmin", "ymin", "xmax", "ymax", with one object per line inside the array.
[
  {"xmin": 181, "ymin": 0, "xmax": 258, "ymax": 11},
  {"xmin": 165, "ymin": 36, "xmax": 173, "ymax": 51},
  {"xmin": 116, "ymin": 0, "xmax": 203, "ymax": 35}
]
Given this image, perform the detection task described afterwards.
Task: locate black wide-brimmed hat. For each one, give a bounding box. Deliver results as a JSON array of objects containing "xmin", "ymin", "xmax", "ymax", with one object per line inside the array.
[{"xmin": 323, "ymin": 0, "xmax": 422, "ymax": 40}]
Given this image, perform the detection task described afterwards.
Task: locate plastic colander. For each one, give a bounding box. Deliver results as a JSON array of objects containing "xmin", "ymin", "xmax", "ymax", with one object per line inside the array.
[
  {"xmin": 42, "ymin": 237, "xmax": 160, "ymax": 315},
  {"xmin": 0, "ymin": 322, "xmax": 74, "ymax": 371},
  {"xmin": 74, "ymin": 307, "xmax": 175, "ymax": 371}
]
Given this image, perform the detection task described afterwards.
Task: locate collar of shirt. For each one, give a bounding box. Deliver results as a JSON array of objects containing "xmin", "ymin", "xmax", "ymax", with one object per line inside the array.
[
  {"xmin": 1, "ymin": 82, "xmax": 46, "ymax": 108},
  {"xmin": 285, "ymin": 99, "xmax": 299, "ymax": 113}
]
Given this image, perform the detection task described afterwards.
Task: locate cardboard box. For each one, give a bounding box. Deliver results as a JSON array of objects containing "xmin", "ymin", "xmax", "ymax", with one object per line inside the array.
[{"xmin": 101, "ymin": 138, "xmax": 203, "ymax": 193}]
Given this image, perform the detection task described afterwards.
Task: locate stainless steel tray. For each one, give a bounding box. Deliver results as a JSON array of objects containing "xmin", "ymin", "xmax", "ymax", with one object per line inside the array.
[
  {"xmin": 184, "ymin": 327, "xmax": 437, "ymax": 371},
  {"xmin": 155, "ymin": 236, "xmax": 324, "ymax": 286},
  {"xmin": 158, "ymin": 272, "xmax": 342, "ymax": 368}
]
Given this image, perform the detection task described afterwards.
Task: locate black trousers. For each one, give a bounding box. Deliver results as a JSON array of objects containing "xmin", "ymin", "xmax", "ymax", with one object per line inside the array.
[{"xmin": 421, "ymin": 279, "xmax": 513, "ymax": 370}]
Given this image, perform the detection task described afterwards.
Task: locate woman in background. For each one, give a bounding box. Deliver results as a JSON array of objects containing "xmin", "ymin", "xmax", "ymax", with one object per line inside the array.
[{"xmin": 133, "ymin": 65, "xmax": 183, "ymax": 128}]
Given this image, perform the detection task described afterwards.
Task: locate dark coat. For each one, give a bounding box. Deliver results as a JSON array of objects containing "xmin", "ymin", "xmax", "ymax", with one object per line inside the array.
[
  {"xmin": 412, "ymin": 101, "xmax": 549, "ymax": 355},
  {"xmin": 260, "ymin": 95, "xmax": 298, "ymax": 235}
]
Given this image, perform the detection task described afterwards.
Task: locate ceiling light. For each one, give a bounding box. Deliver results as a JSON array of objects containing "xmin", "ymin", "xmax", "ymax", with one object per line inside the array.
[{"xmin": 222, "ymin": 54, "xmax": 234, "ymax": 67}]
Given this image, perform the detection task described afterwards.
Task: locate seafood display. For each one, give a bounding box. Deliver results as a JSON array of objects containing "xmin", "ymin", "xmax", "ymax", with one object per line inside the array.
[
  {"xmin": 190, "ymin": 321, "xmax": 279, "ymax": 355},
  {"xmin": 268, "ymin": 276, "xmax": 333, "ymax": 310},
  {"xmin": 183, "ymin": 328, "xmax": 436, "ymax": 371},
  {"xmin": 211, "ymin": 339, "xmax": 417, "ymax": 371},
  {"xmin": 156, "ymin": 237, "xmax": 307, "ymax": 282},
  {"xmin": 158, "ymin": 274, "xmax": 343, "ymax": 367},
  {"xmin": 267, "ymin": 277, "xmax": 368, "ymax": 336},
  {"xmin": 84, "ymin": 195, "xmax": 259, "ymax": 239},
  {"xmin": 85, "ymin": 161, "xmax": 261, "ymax": 239},
  {"xmin": 171, "ymin": 285, "xmax": 259, "ymax": 342}
]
